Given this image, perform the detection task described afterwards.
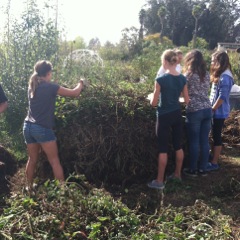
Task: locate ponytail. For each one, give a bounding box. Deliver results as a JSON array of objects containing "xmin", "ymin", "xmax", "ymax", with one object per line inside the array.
[
  {"xmin": 29, "ymin": 72, "xmax": 40, "ymax": 98},
  {"xmin": 28, "ymin": 60, "xmax": 53, "ymax": 98}
]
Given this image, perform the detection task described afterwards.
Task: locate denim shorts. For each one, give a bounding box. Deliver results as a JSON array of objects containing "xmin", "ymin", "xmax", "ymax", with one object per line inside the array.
[{"xmin": 23, "ymin": 121, "xmax": 56, "ymax": 144}]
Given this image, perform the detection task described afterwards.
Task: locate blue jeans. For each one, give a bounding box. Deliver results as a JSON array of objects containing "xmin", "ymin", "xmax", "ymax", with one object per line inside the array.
[{"xmin": 186, "ymin": 108, "xmax": 212, "ymax": 171}]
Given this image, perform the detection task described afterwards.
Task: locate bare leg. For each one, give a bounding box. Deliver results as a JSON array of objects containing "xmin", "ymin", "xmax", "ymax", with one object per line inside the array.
[
  {"xmin": 174, "ymin": 149, "xmax": 184, "ymax": 178},
  {"xmin": 211, "ymin": 145, "xmax": 222, "ymax": 164},
  {"xmin": 40, "ymin": 141, "xmax": 64, "ymax": 182},
  {"xmin": 26, "ymin": 143, "xmax": 40, "ymax": 187},
  {"xmin": 156, "ymin": 153, "xmax": 167, "ymax": 183}
]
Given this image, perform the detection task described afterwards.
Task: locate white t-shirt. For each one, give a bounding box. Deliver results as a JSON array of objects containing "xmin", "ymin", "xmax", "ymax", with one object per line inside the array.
[{"xmin": 156, "ymin": 64, "xmax": 182, "ymax": 78}]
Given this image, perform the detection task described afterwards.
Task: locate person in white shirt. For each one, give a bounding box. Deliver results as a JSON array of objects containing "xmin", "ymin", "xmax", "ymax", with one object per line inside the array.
[{"xmin": 156, "ymin": 49, "xmax": 183, "ymax": 78}]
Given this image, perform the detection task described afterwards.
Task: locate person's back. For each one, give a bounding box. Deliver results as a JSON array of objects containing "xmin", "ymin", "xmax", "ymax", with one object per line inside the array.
[
  {"xmin": 148, "ymin": 49, "xmax": 189, "ymax": 190},
  {"xmin": 186, "ymin": 72, "xmax": 211, "ymax": 112},
  {"xmin": 26, "ymin": 81, "xmax": 59, "ymax": 129},
  {"xmin": 157, "ymin": 73, "xmax": 186, "ymax": 115},
  {"xmin": 183, "ymin": 49, "xmax": 212, "ymax": 176}
]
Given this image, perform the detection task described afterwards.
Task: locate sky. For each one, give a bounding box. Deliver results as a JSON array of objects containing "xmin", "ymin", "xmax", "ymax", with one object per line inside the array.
[{"xmin": 0, "ymin": 0, "xmax": 147, "ymax": 44}]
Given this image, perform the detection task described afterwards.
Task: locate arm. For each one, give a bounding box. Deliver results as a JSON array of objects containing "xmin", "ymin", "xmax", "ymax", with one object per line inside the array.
[
  {"xmin": 150, "ymin": 81, "xmax": 160, "ymax": 107},
  {"xmin": 57, "ymin": 80, "xmax": 84, "ymax": 97},
  {"xmin": 212, "ymin": 98, "xmax": 223, "ymax": 111},
  {"xmin": 181, "ymin": 84, "xmax": 189, "ymax": 105},
  {"xmin": 0, "ymin": 101, "xmax": 8, "ymax": 113},
  {"xmin": 156, "ymin": 66, "xmax": 165, "ymax": 78},
  {"xmin": 218, "ymin": 76, "xmax": 231, "ymax": 102},
  {"xmin": 212, "ymin": 76, "xmax": 231, "ymax": 111}
]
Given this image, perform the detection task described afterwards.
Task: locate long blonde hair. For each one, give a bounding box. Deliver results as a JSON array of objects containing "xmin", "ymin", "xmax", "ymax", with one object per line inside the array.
[
  {"xmin": 161, "ymin": 49, "xmax": 178, "ymax": 66},
  {"xmin": 29, "ymin": 60, "xmax": 53, "ymax": 98}
]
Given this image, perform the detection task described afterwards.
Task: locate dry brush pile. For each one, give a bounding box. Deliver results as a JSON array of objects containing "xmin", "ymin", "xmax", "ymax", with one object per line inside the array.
[
  {"xmin": 54, "ymin": 85, "xmax": 159, "ymax": 186},
  {"xmin": 36, "ymin": 85, "xmax": 240, "ymax": 187},
  {"xmin": 222, "ymin": 110, "xmax": 240, "ymax": 146}
]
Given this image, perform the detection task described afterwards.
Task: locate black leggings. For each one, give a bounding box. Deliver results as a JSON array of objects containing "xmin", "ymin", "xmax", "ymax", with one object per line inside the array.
[
  {"xmin": 156, "ymin": 110, "xmax": 183, "ymax": 153},
  {"xmin": 212, "ymin": 118, "xmax": 225, "ymax": 146}
]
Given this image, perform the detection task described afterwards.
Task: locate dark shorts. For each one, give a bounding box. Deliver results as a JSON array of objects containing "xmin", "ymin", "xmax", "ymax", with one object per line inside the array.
[
  {"xmin": 156, "ymin": 110, "xmax": 183, "ymax": 153},
  {"xmin": 23, "ymin": 122, "xmax": 56, "ymax": 144}
]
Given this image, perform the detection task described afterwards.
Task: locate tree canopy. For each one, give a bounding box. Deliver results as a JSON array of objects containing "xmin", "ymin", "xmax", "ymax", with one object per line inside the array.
[{"xmin": 140, "ymin": 0, "xmax": 240, "ymax": 48}]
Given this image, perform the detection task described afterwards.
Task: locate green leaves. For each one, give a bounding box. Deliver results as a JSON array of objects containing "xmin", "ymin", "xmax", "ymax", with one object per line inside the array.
[{"xmin": 0, "ymin": 177, "xmax": 237, "ymax": 239}]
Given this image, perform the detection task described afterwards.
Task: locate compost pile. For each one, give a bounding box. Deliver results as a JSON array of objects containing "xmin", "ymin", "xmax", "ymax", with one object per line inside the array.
[
  {"xmin": 222, "ymin": 110, "xmax": 240, "ymax": 146},
  {"xmin": 53, "ymin": 87, "xmax": 159, "ymax": 186},
  {"xmin": 0, "ymin": 145, "xmax": 17, "ymax": 194},
  {"xmin": 38, "ymin": 86, "xmax": 240, "ymax": 186}
]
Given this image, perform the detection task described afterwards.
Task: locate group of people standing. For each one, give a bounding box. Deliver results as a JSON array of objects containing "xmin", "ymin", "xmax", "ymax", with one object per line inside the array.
[
  {"xmin": 0, "ymin": 49, "xmax": 234, "ymax": 191},
  {"xmin": 148, "ymin": 49, "xmax": 234, "ymax": 190}
]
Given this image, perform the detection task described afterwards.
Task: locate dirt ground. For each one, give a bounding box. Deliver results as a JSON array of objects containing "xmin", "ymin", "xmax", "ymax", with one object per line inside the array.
[{"xmin": 0, "ymin": 111, "xmax": 240, "ymax": 238}]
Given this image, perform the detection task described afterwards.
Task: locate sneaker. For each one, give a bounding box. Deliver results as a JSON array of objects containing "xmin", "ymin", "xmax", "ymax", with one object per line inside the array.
[
  {"xmin": 198, "ymin": 169, "xmax": 208, "ymax": 176},
  {"xmin": 206, "ymin": 163, "xmax": 219, "ymax": 172},
  {"xmin": 167, "ymin": 173, "xmax": 182, "ymax": 182},
  {"xmin": 183, "ymin": 169, "xmax": 198, "ymax": 177},
  {"xmin": 147, "ymin": 180, "xmax": 165, "ymax": 190}
]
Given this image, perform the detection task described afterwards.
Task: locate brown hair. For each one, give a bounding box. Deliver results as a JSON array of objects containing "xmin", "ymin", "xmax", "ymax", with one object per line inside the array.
[
  {"xmin": 210, "ymin": 51, "xmax": 232, "ymax": 83},
  {"xmin": 174, "ymin": 49, "xmax": 183, "ymax": 56},
  {"xmin": 161, "ymin": 49, "xmax": 178, "ymax": 66},
  {"xmin": 29, "ymin": 60, "xmax": 53, "ymax": 98},
  {"xmin": 183, "ymin": 49, "xmax": 207, "ymax": 82}
]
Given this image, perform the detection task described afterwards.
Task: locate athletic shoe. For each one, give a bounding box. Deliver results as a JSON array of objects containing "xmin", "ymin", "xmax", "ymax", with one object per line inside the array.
[
  {"xmin": 166, "ymin": 173, "xmax": 182, "ymax": 182},
  {"xmin": 198, "ymin": 169, "xmax": 208, "ymax": 176},
  {"xmin": 183, "ymin": 169, "xmax": 198, "ymax": 177},
  {"xmin": 206, "ymin": 163, "xmax": 219, "ymax": 172},
  {"xmin": 147, "ymin": 180, "xmax": 165, "ymax": 190}
]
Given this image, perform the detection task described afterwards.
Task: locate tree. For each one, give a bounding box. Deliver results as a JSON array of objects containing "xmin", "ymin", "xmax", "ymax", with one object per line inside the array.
[
  {"xmin": 142, "ymin": 0, "xmax": 195, "ymax": 46},
  {"xmin": 0, "ymin": 0, "xmax": 59, "ymax": 138},
  {"xmin": 139, "ymin": 9, "xmax": 146, "ymax": 41},
  {"xmin": 141, "ymin": 0, "xmax": 240, "ymax": 48},
  {"xmin": 192, "ymin": 4, "xmax": 204, "ymax": 48},
  {"xmin": 157, "ymin": 6, "xmax": 167, "ymax": 41},
  {"xmin": 88, "ymin": 38, "xmax": 101, "ymax": 51},
  {"xmin": 119, "ymin": 27, "xmax": 142, "ymax": 59},
  {"xmin": 197, "ymin": 0, "xmax": 240, "ymax": 48}
]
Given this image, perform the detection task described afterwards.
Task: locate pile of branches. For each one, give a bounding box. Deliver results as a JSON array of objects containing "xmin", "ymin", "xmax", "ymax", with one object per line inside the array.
[
  {"xmin": 37, "ymin": 83, "xmax": 240, "ymax": 186},
  {"xmin": 54, "ymin": 86, "xmax": 159, "ymax": 186},
  {"xmin": 222, "ymin": 110, "xmax": 240, "ymax": 146},
  {"xmin": 0, "ymin": 145, "xmax": 17, "ymax": 194},
  {"xmin": 36, "ymin": 84, "xmax": 202, "ymax": 186},
  {"xmin": 37, "ymin": 86, "xmax": 240, "ymax": 186}
]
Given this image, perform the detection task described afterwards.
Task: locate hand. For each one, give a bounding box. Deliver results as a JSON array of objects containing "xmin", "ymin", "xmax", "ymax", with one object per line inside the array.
[
  {"xmin": 179, "ymin": 97, "xmax": 184, "ymax": 103},
  {"xmin": 79, "ymin": 79, "xmax": 89, "ymax": 87},
  {"xmin": 147, "ymin": 93, "xmax": 153, "ymax": 101}
]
